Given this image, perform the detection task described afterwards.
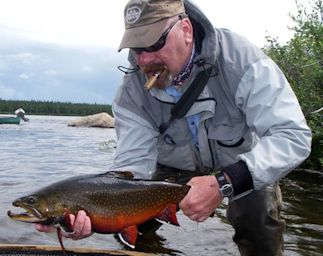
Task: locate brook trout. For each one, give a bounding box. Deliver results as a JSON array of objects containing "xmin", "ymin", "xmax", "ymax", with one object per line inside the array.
[{"xmin": 8, "ymin": 171, "xmax": 190, "ymax": 250}]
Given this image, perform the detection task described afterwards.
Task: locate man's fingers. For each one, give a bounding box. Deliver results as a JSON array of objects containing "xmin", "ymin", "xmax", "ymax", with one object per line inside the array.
[
  {"xmin": 35, "ymin": 224, "xmax": 55, "ymax": 233},
  {"xmin": 70, "ymin": 210, "xmax": 87, "ymax": 239},
  {"xmin": 82, "ymin": 215, "xmax": 93, "ymax": 237},
  {"xmin": 69, "ymin": 214, "xmax": 76, "ymax": 226},
  {"xmin": 35, "ymin": 210, "xmax": 92, "ymax": 240},
  {"xmin": 67, "ymin": 211, "xmax": 92, "ymax": 240}
]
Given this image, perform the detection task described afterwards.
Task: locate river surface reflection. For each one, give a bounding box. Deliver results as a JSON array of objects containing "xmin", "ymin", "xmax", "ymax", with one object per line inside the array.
[{"xmin": 0, "ymin": 115, "xmax": 322, "ymax": 255}]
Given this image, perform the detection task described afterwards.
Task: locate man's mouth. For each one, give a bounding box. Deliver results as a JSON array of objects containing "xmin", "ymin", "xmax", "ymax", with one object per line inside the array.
[
  {"xmin": 142, "ymin": 63, "xmax": 166, "ymax": 75},
  {"xmin": 144, "ymin": 69, "xmax": 167, "ymax": 90}
]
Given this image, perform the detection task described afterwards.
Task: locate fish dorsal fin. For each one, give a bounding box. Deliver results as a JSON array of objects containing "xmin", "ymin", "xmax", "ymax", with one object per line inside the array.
[
  {"xmin": 101, "ymin": 171, "xmax": 134, "ymax": 180},
  {"xmin": 118, "ymin": 225, "xmax": 138, "ymax": 249},
  {"xmin": 156, "ymin": 204, "xmax": 179, "ymax": 226}
]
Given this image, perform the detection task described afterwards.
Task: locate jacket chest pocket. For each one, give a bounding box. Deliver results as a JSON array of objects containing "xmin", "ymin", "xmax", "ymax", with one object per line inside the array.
[
  {"xmin": 207, "ymin": 113, "xmax": 255, "ymax": 154},
  {"xmin": 205, "ymin": 114, "xmax": 256, "ymax": 167},
  {"xmin": 207, "ymin": 114, "xmax": 246, "ymax": 146},
  {"xmin": 157, "ymin": 119, "xmax": 196, "ymax": 170}
]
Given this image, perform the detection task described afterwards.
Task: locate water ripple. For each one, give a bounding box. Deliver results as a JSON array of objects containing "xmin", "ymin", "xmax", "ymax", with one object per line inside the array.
[{"xmin": 0, "ymin": 115, "xmax": 322, "ymax": 256}]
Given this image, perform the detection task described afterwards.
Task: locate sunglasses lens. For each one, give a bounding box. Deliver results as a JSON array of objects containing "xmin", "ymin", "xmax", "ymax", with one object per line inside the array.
[
  {"xmin": 131, "ymin": 16, "xmax": 181, "ymax": 54},
  {"xmin": 133, "ymin": 48, "xmax": 143, "ymax": 54},
  {"xmin": 148, "ymin": 38, "xmax": 166, "ymax": 52},
  {"xmin": 132, "ymin": 37, "xmax": 165, "ymax": 54}
]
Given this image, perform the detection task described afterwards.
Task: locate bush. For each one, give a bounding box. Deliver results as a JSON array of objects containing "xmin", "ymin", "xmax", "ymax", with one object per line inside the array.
[{"xmin": 263, "ymin": 0, "xmax": 323, "ymax": 170}]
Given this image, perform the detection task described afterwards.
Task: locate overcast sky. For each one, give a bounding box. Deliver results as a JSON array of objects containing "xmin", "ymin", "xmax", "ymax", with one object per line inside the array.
[{"xmin": 0, "ymin": 0, "xmax": 303, "ymax": 105}]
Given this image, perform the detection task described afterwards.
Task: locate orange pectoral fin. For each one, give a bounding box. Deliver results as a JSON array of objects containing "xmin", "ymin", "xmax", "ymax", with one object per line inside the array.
[
  {"xmin": 56, "ymin": 227, "xmax": 66, "ymax": 253},
  {"xmin": 156, "ymin": 204, "xmax": 179, "ymax": 226},
  {"xmin": 118, "ymin": 225, "xmax": 138, "ymax": 249},
  {"xmin": 60, "ymin": 210, "xmax": 74, "ymax": 233}
]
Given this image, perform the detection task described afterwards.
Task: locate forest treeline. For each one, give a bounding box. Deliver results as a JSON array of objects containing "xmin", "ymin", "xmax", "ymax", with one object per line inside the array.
[
  {"xmin": 0, "ymin": 99, "xmax": 112, "ymax": 117},
  {"xmin": 263, "ymin": 0, "xmax": 322, "ymax": 170}
]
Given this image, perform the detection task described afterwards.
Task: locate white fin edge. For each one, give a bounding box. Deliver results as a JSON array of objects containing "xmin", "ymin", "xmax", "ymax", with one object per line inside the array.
[{"xmin": 118, "ymin": 233, "xmax": 135, "ymax": 249}]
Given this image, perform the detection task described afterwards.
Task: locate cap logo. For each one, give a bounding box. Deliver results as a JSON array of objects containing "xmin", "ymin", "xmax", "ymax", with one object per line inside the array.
[{"xmin": 125, "ymin": 6, "xmax": 142, "ymax": 24}]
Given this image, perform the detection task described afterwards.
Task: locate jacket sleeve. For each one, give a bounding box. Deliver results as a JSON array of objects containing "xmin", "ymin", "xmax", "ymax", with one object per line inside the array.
[
  {"xmin": 235, "ymin": 58, "xmax": 312, "ymax": 189},
  {"xmin": 110, "ymin": 102, "xmax": 160, "ymax": 179}
]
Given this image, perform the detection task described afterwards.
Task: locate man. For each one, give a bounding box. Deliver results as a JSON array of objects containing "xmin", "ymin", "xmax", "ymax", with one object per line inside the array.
[{"xmin": 36, "ymin": 0, "xmax": 312, "ymax": 255}]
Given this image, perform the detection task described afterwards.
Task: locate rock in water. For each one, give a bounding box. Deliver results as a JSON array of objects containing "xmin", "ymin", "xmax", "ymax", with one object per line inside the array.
[{"xmin": 68, "ymin": 112, "xmax": 114, "ymax": 128}]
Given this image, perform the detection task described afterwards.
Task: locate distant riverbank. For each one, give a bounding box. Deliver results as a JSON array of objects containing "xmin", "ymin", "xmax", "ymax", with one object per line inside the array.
[{"xmin": 0, "ymin": 99, "xmax": 112, "ymax": 117}]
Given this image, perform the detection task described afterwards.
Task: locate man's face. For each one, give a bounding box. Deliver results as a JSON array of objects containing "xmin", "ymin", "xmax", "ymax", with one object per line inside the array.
[{"xmin": 133, "ymin": 17, "xmax": 194, "ymax": 89}]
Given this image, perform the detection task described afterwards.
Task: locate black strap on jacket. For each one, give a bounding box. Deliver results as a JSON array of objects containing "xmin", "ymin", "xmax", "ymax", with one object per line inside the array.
[{"xmin": 159, "ymin": 60, "xmax": 215, "ymax": 135}]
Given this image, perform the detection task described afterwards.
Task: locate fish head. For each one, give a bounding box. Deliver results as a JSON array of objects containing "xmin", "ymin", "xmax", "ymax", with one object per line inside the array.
[{"xmin": 7, "ymin": 192, "xmax": 65, "ymax": 225}]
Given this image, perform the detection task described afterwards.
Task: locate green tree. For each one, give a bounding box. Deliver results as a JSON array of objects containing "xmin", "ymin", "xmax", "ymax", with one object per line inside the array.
[
  {"xmin": 264, "ymin": 0, "xmax": 323, "ymax": 169},
  {"xmin": 0, "ymin": 99, "xmax": 113, "ymax": 117}
]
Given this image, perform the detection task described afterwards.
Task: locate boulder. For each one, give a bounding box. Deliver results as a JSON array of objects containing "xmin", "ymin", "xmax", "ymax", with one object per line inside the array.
[{"xmin": 68, "ymin": 112, "xmax": 114, "ymax": 128}]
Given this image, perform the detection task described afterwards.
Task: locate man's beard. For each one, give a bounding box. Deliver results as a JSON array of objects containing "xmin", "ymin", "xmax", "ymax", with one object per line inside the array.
[{"xmin": 141, "ymin": 63, "xmax": 173, "ymax": 89}]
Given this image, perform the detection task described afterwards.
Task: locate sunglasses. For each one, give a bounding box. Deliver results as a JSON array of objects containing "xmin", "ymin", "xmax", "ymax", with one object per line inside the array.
[{"xmin": 131, "ymin": 16, "xmax": 182, "ymax": 55}]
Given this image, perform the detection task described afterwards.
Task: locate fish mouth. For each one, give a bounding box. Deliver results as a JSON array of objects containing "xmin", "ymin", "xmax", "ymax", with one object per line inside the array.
[{"xmin": 7, "ymin": 202, "xmax": 47, "ymax": 223}]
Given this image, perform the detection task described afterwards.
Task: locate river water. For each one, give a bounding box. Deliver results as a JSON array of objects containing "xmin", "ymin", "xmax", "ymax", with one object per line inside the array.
[{"xmin": 0, "ymin": 115, "xmax": 322, "ymax": 256}]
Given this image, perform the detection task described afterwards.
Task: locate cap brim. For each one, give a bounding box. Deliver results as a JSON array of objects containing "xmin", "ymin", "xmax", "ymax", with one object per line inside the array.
[{"xmin": 118, "ymin": 19, "xmax": 169, "ymax": 52}]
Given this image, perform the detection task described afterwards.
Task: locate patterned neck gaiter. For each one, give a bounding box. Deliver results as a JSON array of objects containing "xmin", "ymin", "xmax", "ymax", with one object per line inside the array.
[{"xmin": 172, "ymin": 43, "xmax": 197, "ymax": 86}]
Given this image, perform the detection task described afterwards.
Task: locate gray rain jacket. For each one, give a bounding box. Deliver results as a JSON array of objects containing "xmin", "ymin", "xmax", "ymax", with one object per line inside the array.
[{"xmin": 111, "ymin": 0, "xmax": 311, "ymax": 190}]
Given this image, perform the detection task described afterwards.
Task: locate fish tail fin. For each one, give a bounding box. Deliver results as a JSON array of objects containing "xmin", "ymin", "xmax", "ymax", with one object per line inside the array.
[
  {"xmin": 118, "ymin": 225, "xmax": 138, "ymax": 249},
  {"xmin": 156, "ymin": 204, "xmax": 179, "ymax": 226}
]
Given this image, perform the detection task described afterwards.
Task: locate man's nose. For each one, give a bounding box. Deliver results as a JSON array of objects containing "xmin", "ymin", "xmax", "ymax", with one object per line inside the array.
[{"xmin": 136, "ymin": 51, "xmax": 156, "ymax": 66}]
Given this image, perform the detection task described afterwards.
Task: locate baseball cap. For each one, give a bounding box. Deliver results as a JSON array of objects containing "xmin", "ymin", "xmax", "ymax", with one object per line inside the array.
[{"xmin": 118, "ymin": 0, "xmax": 186, "ymax": 52}]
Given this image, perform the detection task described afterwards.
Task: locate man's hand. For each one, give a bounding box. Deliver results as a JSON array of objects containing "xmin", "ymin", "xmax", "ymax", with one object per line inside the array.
[
  {"xmin": 179, "ymin": 175, "xmax": 222, "ymax": 222},
  {"xmin": 35, "ymin": 210, "xmax": 93, "ymax": 240}
]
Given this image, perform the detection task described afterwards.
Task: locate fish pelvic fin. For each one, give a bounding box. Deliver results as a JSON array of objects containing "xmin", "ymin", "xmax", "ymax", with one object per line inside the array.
[
  {"xmin": 156, "ymin": 204, "xmax": 179, "ymax": 226},
  {"xmin": 118, "ymin": 225, "xmax": 138, "ymax": 249}
]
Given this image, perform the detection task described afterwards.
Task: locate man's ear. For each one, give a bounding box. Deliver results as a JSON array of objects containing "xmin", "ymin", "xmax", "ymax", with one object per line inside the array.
[{"xmin": 181, "ymin": 18, "xmax": 194, "ymax": 44}]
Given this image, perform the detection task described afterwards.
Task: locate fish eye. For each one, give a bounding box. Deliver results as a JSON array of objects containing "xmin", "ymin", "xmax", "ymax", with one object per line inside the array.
[{"xmin": 27, "ymin": 196, "xmax": 37, "ymax": 205}]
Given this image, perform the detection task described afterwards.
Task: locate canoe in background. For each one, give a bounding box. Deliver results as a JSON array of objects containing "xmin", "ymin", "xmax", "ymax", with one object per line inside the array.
[
  {"xmin": 0, "ymin": 116, "xmax": 21, "ymax": 124},
  {"xmin": 0, "ymin": 108, "xmax": 29, "ymax": 124}
]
